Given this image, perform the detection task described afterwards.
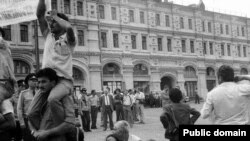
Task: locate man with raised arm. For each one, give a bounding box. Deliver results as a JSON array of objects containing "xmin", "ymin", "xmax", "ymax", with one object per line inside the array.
[{"xmin": 36, "ymin": 0, "xmax": 76, "ymax": 125}]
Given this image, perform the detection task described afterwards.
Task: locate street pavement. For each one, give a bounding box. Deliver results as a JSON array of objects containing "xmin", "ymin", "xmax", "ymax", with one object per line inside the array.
[{"xmin": 84, "ymin": 101, "xmax": 210, "ymax": 141}]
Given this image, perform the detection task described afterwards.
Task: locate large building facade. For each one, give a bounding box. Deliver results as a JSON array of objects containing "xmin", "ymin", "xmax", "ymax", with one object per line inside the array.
[{"xmin": 2, "ymin": 0, "xmax": 250, "ymax": 99}]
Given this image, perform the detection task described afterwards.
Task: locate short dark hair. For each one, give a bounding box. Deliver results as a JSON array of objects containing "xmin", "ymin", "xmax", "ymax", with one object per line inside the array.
[
  {"xmin": 81, "ymin": 88, "xmax": 87, "ymax": 92},
  {"xmin": 169, "ymin": 88, "xmax": 183, "ymax": 103},
  {"xmin": 57, "ymin": 13, "xmax": 69, "ymax": 21},
  {"xmin": 17, "ymin": 79, "xmax": 25, "ymax": 87},
  {"xmin": 217, "ymin": 65, "xmax": 234, "ymax": 82},
  {"xmin": 106, "ymin": 87, "xmax": 110, "ymax": 91},
  {"xmin": 91, "ymin": 90, "xmax": 96, "ymax": 94},
  {"xmin": 115, "ymin": 88, "xmax": 121, "ymax": 93},
  {"xmin": 36, "ymin": 68, "xmax": 58, "ymax": 83},
  {"xmin": 0, "ymin": 27, "xmax": 5, "ymax": 38},
  {"xmin": 128, "ymin": 89, "xmax": 133, "ymax": 93}
]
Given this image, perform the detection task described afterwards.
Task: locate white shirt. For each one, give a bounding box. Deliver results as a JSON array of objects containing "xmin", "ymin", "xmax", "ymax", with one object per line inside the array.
[
  {"xmin": 123, "ymin": 94, "xmax": 132, "ymax": 106},
  {"xmin": 130, "ymin": 134, "xmax": 142, "ymax": 141},
  {"xmin": 0, "ymin": 99, "xmax": 14, "ymax": 115},
  {"xmin": 138, "ymin": 92, "xmax": 145, "ymax": 99},
  {"xmin": 200, "ymin": 81, "xmax": 250, "ymax": 124},
  {"xmin": 42, "ymin": 33, "xmax": 75, "ymax": 80},
  {"xmin": 130, "ymin": 94, "xmax": 136, "ymax": 104},
  {"xmin": 105, "ymin": 95, "xmax": 110, "ymax": 105}
]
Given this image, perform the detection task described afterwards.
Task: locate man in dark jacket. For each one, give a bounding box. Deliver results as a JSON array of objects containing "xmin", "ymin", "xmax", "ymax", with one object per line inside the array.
[
  {"xmin": 160, "ymin": 88, "xmax": 200, "ymax": 141},
  {"xmin": 100, "ymin": 88, "xmax": 114, "ymax": 131}
]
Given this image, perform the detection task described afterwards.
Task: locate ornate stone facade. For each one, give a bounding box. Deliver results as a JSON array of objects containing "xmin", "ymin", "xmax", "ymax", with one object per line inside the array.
[{"xmin": 5, "ymin": 0, "xmax": 250, "ymax": 99}]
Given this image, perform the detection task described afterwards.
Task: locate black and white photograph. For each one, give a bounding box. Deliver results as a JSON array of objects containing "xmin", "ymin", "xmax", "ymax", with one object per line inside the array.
[{"xmin": 1, "ymin": 0, "xmax": 250, "ymax": 141}]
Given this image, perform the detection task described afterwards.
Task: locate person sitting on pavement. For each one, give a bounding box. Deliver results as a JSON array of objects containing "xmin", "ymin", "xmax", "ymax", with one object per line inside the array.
[{"xmin": 106, "ymin": 120, "xmax": 142, "ymax": 141}]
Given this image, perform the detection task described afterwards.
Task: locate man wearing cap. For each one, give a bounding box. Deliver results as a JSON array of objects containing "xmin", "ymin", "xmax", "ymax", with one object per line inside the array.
[
  {"xmin": 17, "ymin": 73, "xmax": 37, "ymax": 141},
  {"xmin": 79, "ymin": 88, "xmax": 91, "ymax": 132},
  {"xmin": 10, "ymin": 80, "xmax": 26, "ymax": 119}
]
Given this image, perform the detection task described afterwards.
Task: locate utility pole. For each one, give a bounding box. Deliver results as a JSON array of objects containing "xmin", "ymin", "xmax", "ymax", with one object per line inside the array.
[{"xmin": 34, "ymin": 20, "xmax": 40, "ymax": 72}]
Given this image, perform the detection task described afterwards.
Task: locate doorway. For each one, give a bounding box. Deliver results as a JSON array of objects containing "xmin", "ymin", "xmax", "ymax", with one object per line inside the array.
[{"xmin": 160, "ymin": 76, "xmax": 174, "ymax": 90}]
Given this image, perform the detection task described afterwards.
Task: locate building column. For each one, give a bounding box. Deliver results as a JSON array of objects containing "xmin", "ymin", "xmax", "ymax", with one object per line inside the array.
[
  {"xmin": 89, "ymin": 65, "xmax": 102, "ymax": 92},
  {"xmin": 176, "ymin": 70, "xmax": 186, "ymax": 96},
  {"xmin": 87, "ymin": 25, "xmax": 100, "ymax": 52},
  {"xmin": 198, "ymin": 69, "xmax": 207, "ymax": 100},
  {"xmin": 123, "ymin": 65, "xmax": 134, "ymax": 90},
  {"xmin": 150, "ymin": 67, "xmax": 161, "ymax": 92}
]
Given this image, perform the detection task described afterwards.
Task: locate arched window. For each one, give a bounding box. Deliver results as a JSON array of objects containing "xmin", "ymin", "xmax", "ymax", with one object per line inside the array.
[
  {"xmin": 73, "ymin": 67, "xmax": 84, "ymax": 80},
  {"xmin": 240, "ymin": 68, "xmax": 248, "ymax": 75},
  {"xmin": 206, "ymin": 67, "xmax": 215, "ymax": 77},
  {"xmin": 184, "ymin": 66, "xmax": 197, "ymax": 78},
  {"xmin": 133, "ymin": 64, "xmax": 148, "ymax": 75},
  {"xmin": 14, "ymin": 60, "xmax": 30, "ymax": 74},
  {"xmin": 103, "ymin": 63, "xmax": 120, "ymax": 75}
]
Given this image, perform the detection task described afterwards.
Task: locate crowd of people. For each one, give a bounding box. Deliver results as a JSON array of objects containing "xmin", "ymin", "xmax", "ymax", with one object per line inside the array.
[
  {"xmin": 146, "ymin": 92, "xmax": 162, "ymax": 108},
  {"xmin": 73, "ymin": 87, "xmax": 147, "ymax": 133}
]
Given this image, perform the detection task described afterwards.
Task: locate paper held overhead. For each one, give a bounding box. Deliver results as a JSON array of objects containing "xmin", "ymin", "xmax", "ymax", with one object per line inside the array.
[{"xmin": 0, "ymin": 0, "xmax": 51, "ymax": 26}]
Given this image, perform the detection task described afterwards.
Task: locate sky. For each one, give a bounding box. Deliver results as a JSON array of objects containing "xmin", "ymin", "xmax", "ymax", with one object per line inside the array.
[{"xmin": 167, "ymin": 0, "xmax": 250, "ymax": 17}]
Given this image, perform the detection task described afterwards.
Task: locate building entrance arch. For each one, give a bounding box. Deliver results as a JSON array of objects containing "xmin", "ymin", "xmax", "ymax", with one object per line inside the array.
[{"xmin": 160, "ymin": 76, "xmax": 174, "ymax": 91}]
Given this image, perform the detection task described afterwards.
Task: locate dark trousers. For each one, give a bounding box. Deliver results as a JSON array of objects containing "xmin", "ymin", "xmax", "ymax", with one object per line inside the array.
[
  {"xmin": 13, "ymin": 120, "xmax": 22, "ymax": 141},
  {"xmin": 0, "ymin": 132, "xmax": 12, "ymax": 141},
  {"xmin": 81, "ymin": 111, "xmax": 91, "ymax": 131},
  {"xmin": 90, "ymin": 106, "xmax": 98, "ymax": 128},
  {"xmin": 132, "ymin": 104, "xmax": 138, "ymax": 121},
  {"xmin": 195, "ymin": 95, "xmax": 200, "ymax": 104},
  {"xmin": 23, "ymin": 117, "xmax": 35, "ymax": 141},
  {"xmin": 103, "ymin": 106, "xmax": 113, "ymax": 129},
  {"xmin": 115, "ymin": 104, "xmax": 124, "ymax": 121},
  {"xmin": 123, "ymin": 105, "xmax": 134, "ymax": 127}
]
